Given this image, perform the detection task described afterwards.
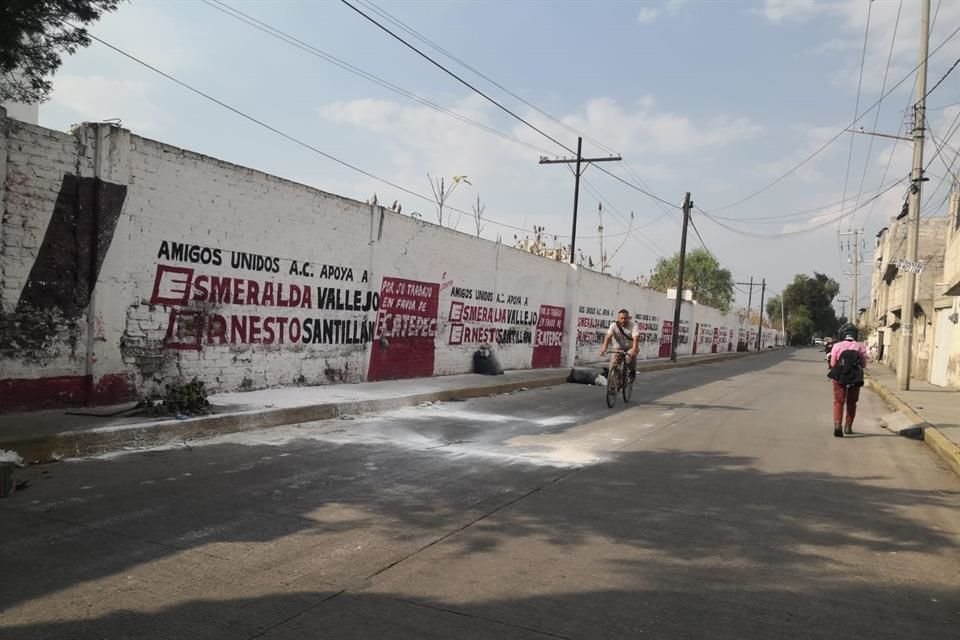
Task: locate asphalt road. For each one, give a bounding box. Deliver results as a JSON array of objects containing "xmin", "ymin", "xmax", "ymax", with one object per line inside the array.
[{"xmin": 2, "ymin": 348, "xmax": 958, "ymax": 639}]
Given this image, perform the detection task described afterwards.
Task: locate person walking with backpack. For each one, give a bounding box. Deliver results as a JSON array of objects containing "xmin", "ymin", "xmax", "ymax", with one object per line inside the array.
[{"xmin": 828, "ymin": 325, "xmax": 867, "ymax": 437}]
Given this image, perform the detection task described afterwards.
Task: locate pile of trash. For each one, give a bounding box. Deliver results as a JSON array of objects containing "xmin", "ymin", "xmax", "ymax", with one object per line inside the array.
[
  {"xmin": 1, "ymin": 449, "xmax": 25, "ymax": 499},
  {"xmin": 567, "ymin": 367, "xmax": 607, "ymax": 386}
]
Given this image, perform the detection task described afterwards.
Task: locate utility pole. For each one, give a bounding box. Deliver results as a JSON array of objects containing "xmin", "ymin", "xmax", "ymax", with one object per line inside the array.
[
  {"xmin": 539, "ymin": 137, "xmax": 622, "ymax": 264},
  {"xmin": 755, "ymin": 278, "xmax": 767, "ymax": 351},
  {"xmin": 781, "ymin": 295, "xmax": 786, "ymax": 346},
  {"xmin": 597, "ymin": 203, "xmax": 606, "ymax": 272},
  {"xmin": 670, "ymin": 193, "xmax": 693, "ymax": 362},
  {"xmin": 898, "ymin": 0, "xmax": 930, "ymax": 391},
  {"xmin": 736, "ymin": 277, "xmax": 757, "ymax": 350},
  {"xmin": 839, "ymin": 229, "xmax": 863, "ymax": 326},
  {"xmin": 836, "ymin": 296, "xmax": 850, "ymax": 320}
]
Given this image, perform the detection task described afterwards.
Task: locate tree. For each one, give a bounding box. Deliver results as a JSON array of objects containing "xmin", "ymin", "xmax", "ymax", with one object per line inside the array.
[
  {"xmin": 427, "ymin": 174, "xmax": 470, "ymax": 228},
  {"xmin": 648, "ymin": 248, "xmax": 734, "ymax": 312},
  {"xmin": 472, "ymin": 194, "xmax": 485, "ymax": 238},
  {"xmin": 766, "ymin": 295, "xmax": 782, "ymax": 327},
  {"xmin": 786, "ymin": 306, "xmax": 816, "ymax": 345},
  {"xmin": 1, "ymin": 1, "xmax": 121, "ymax": 104},
  {"xmin": 773, "ymin": 272, "xmax": 841, "ymax": 345}
]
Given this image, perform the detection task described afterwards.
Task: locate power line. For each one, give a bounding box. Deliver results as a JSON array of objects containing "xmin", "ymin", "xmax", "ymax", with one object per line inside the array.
[
  {"xmin": 340, "ymin": 0, "xmax": 681, "ymax": 211},
  {"xmin": 71, "ymin": 24, "xmax": 574, "ymax": 240},
  {"xmin": 708, "ymin": 176, "xmax": 906, "ymax": 223},
  {"xmin": 861, "ymin": 101, "xmax": 914, "ymax": 230},
  {"xmin": 688, "ymin": 216, "xmax": 713, "ymax": 261},
  {"xmin": 704, "ymin": 22, "xmax": 960, "ymax": 214},
  {"xmin": 622, "ymin": 160, "xmax": 676, "ymax": 215},
  {"xmin": 201, "ymin": 0, "xmax": 553, "ymax": 156},
  {"xmin": 356, "ymin": 0, "xmax": 623, "ymax": 157},
  {"xmin": 917, "ymin": 112, "xmax": 960, "ymax": 215},
  {"xmin": 688, "ymin": 214, "xmax": 749, "ymax": 284},
  {"xmin": 923, "ymin": 53, "xmax": 960, "ymax": 103},
  {"xmin": 926, "ymin": 110, "xmax": 960, "ymax": 181},
  {"xmin": 339, "ymin": 0, "xmax": 574, "ymax": 155},
  {"xmin": 592, "ymin": 165, "xmax": 683, "ymax": 209},
  {"xmin": 881, "ymin": 116, "xmax": 960, "ymax": 259},
  {"xmin": 864, "ymin": 0, "xmax": 945, "ymax": 231},
  {"xmin": 837, "ymin": 0, "xmax": 874, "ymax": 233},
  {"xmin": 578, "ymin": 176, "xmax": 669, "ymax": 258},
  {"xmin": 926, "ymin": 99, "xmax": 960, "ymax": 111},
  {"xmin": 850, "ymin": 0, "xmax": 901, "ymax": 229},
  {"xmin": 698, "ymin": 178, "xmax": 909, "ymax": 240}
]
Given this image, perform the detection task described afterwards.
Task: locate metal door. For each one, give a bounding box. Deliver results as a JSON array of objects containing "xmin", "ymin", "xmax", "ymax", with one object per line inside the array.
[{"xmin": 930, "ymin": 308, "xmax": 953, "ymax": 387}]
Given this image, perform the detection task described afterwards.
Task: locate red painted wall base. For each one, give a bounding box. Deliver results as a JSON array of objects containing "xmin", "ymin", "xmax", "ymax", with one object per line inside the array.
[{"xmin": 0, "ymin": 373, "xmax": 135, "ymax": 412}]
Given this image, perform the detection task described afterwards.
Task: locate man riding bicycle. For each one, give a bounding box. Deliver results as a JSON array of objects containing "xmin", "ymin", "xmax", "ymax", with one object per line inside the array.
[{"xmin": 599, "ymin": 308, "xmax": 640, "ymax": 382}]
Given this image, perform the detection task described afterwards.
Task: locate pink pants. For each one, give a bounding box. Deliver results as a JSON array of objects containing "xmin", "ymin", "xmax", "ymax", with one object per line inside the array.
[{"xmin": 832, "ymin": 381, "xmax": 860, "ymax": 425}]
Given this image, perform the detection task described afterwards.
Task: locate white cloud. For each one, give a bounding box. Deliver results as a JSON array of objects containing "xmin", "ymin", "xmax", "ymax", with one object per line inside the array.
[
  {"xmin": 666, "ymin": 0, "xmax": 688, "ymax": 13},
  {"xmin": 543, "ymin": 97, "xmax": 763, "ymax": 156},
  {"xmin": 753, "ymin": 124, "xmax": 842, "ymax": 187},
  {"xmin": 49, "ymin": 75, "xmax": 169, "ymax": 132},
  {"xmin": 91, "ymin": 4, "xmax": 197, "ymax": 72},
  {"xmin": 313, "ymin": 93, "xmax": 761, "ymax": 274},
  {"xmin": 757, "ymin": 0, "xmax": 826, "ymax": 24},
  {"xmin": 637, "ymin": 8, "xmax": 659, "ymax": 24},
  {"xmin": 767, "ymin": 0, "xmax": 960, "ymax": 96}
]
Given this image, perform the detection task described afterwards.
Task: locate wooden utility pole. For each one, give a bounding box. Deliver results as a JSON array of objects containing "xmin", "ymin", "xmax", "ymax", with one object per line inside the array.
[
  {"xmin": 755, "ymin": 279, "xmax": 767, "ymax": 351},
  {"xmin": 736, "ymin": 277, "xmax": 757, "ymax": 350},
  {"xmin": 670, "ymin": 193, "xmax": 693, "ymax": 362},
  {"xmin": 539, "ymin": 137, "xmax": 622, "ymax": 263}
]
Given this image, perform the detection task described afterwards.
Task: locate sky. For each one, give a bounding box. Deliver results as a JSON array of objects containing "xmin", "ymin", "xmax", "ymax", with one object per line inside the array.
[{"xmin": 37, "ymin": 0, "xmax": 960, "ymax": 315}]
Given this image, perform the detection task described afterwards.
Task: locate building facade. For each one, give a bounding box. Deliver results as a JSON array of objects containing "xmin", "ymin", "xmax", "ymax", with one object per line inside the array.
[{"xmin": 869, "ymin": 187, "xmax": 960, "ymax": 387}]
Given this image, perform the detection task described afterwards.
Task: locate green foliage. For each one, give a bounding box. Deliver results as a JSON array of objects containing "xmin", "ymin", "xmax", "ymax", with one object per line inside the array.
[
  {"xmin": 772, "ymin": 272, "xmax": 841, "ymax": 345},
  {"xmin": 648, "ymin": 248, "xmax": 734, "ymax": 312},
  {"xmin": 1, "ymin": 1, "xmax": 122, "ymax": 104},
  {"xmin": 138, "ymin": 378, "xmax": 211, "ymax": 417}
]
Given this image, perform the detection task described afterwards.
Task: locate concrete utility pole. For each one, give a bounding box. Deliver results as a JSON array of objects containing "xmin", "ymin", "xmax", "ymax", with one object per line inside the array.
[
  {"xmin": 898, "ymin": 0, "xmax": 930, "ymax": 391},
  {"xmin": 836, "ymin": 296, "xmax": 850, "ymax": 320},
  {"xmin": 839, "ymin": 229, "xmax": 863, "ymax": 326},
  {"xmin": 597, "ymin": 203, "xmax": 606, "ymax": 272},
  {"xmin": 755, "ymin": 279, "xmax": 766, "ymax": 351},
  {"xmin": 539, "ymin": 137, "xmax": 622, "ymax": 264},
  {"xmin": 670, "ymin": 193, "xmax": 693, "ymax": 362},
  {"xmin": 781, "ymin": 295, "xmax": 786, "ymax": 346}
]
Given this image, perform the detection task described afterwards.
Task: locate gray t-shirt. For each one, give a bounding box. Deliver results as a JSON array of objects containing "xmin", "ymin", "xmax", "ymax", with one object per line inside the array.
[{"xmin": 606, "ymin": 321, "xmax": 640, "ymax": 350}]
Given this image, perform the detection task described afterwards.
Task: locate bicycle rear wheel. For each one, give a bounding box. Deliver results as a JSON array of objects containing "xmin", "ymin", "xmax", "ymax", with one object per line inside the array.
[
  {"xmin": 622, "ymin": 368, "xmax": 634, "ymax": 402},
  {"xmin": 606, "ymin": 367, "xmax": 619, "ymax": 408}
]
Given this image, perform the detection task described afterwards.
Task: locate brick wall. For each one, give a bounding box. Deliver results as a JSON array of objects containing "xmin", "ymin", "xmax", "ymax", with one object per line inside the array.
[{"xmin": 0, "ymin": 116, "xmax": 779, "ymax": 411}]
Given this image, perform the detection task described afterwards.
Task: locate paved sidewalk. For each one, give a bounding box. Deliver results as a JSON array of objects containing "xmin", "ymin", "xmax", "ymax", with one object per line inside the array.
[
  {"xmin": 866, "ymin": 364, "xmax": 960, "ymax": 477},
  {"xmin": 0, "ymin": 350, "xmax": 767, "ymax": 463}
]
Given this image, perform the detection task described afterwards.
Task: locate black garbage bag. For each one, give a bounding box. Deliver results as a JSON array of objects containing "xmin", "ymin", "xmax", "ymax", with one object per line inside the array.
[
  {"xmin": 567, "ymin": 367, "xmax": 600, "ymax": 384},
  {"xmin": 473, "ymin": 344, "xmax": 504, "ymax": 375}
]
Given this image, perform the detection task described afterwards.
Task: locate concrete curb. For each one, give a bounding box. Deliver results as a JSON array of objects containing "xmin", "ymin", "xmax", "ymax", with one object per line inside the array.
[
  {"xmin": 6, "ymin": 375, "xmax": 568, "ymax": 463},
  {"xmin": 5, "ymin": 348, "xmax": 782, "ymax": 462},
  {"xmin": 865, "ymin": 376, "xmax": 960, "ymax": 478}
]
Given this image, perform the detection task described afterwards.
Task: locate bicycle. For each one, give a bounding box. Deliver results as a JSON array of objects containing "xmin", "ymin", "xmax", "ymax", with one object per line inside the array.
[{"xmin": 605, "ymin": 350, "xmax": 635, "ymax": 408}]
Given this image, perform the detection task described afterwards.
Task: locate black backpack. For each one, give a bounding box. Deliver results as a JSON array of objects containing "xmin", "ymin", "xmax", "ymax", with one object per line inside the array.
[{"xmin": 828, "ymin": 348, "xmax": 864, "ymax": 388}]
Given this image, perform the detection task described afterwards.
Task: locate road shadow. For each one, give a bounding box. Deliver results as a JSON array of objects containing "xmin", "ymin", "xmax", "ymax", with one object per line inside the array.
[
  {"xmin": 2, "ymin": 439, "xmax": 957, "ymax": 619},
  {"xmin": 3, "ymin": 575, "xmax": 957, "ymax": 639},
  {"xmin": 5, "ymin": 348, "xmax": 955, "ymax": 630}
]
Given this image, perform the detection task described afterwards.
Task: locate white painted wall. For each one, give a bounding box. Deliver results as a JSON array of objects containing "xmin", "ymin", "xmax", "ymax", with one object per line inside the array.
[{"xmin": 0, "ymin": 119, "xmax": 781, "ymax": 410}]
